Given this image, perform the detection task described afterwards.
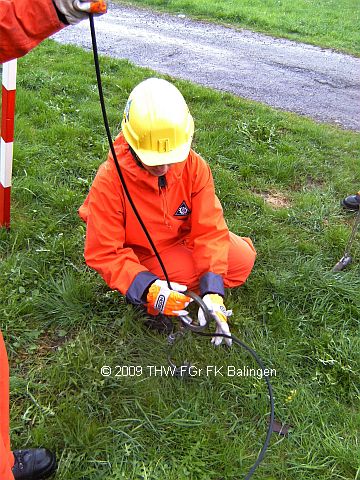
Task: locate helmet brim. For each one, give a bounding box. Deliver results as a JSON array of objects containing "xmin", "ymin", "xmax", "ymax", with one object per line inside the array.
[{"xmin": 132, "ymin": 139, "xmax": 192, "ymax": 166}]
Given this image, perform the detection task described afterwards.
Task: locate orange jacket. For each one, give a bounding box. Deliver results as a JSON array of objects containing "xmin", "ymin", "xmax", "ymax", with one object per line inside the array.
[
  {"xmin": 79, "ymin": 134, "xmax": 230, "ymax": 303},
  {"xmin": 0, "ymin": 0, "xmax": 64, "ymax": 63}
]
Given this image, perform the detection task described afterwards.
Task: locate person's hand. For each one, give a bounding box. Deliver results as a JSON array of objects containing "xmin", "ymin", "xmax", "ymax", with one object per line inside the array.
[
  {"xmin": 198, "ymin": 294, "xmax": 233, "ymax": 346},
  {"xmin": 146, "ymin": 280, "xmax": 192, "ymax": 316},
  {"xmin": 53, "ymin": 0, "xmax": 107, "ymax": 25}
]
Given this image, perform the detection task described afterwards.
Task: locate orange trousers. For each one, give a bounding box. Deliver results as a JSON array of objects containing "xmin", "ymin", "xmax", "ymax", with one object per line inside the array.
[
  {"xmin": 0, "ymin": 331, "xmax": 15, "ymax": 480},
  {"xmin": 141, "ymin": 232, "xmax": 256, "ymax": 292}
]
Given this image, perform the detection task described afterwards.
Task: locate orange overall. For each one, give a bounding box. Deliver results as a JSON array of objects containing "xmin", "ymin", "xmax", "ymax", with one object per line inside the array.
[
  {"xmin": 0, "ymin": 1, "xmax": 65, "ymax": 477},
  {"xmin": 79, "ymin": 134, "xmax": 256, "ymax": 304},
  {"xmin": 0, "ymin": 333, "xmax": 14, "ymax": 480}
]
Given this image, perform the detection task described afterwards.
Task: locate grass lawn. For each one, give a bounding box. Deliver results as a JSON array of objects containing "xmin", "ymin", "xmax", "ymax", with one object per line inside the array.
[
  {"xmin": 1, "ymin": 40, "xmax": 360, "ymax": 479},
  {"xmin": 114, "ymin": 0, "xmax": 360, "ymax": 56}
]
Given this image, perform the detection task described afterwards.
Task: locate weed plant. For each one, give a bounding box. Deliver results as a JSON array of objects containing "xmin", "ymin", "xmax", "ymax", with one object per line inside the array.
[{"xmin": 1, "ymin": 41, "xmax": 359, "ymax": 479}]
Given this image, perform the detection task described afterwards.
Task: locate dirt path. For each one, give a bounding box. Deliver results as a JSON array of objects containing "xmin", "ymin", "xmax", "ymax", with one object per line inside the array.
[{"xmin": 52, "ymin": 3, "xmax": 360, "ymax": 131}]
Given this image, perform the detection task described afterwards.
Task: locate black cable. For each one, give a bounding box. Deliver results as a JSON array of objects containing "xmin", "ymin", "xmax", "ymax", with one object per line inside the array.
[
  {"xmin": 180, "ymin": 296, "xmax": 274, "ymax": 479},
  {"xmin": 193, "ymin": 331, "xmax": 274, "ymax": 479},
  {"xmin": 88, "ymin": 14, "xmax": 274, "ymax": 478},
  {"xmin": 88, "ymin": 13, "xmax": 172, "ymax": 289}
]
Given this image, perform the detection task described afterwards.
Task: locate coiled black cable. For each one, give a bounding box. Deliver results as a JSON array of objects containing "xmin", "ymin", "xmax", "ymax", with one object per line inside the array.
[{"xmin": 88, "ymin": 14, "xmax": 274, "ymax": 478}]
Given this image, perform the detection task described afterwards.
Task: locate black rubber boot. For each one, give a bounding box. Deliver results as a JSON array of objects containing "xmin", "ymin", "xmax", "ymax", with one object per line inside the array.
[
  {"xmin": 12, "ymin": 448, "xmax": 57, "ymax": 480},
  {"xmin": 341, "ymin": 193, "xmax": 360, "ymax": 211}
]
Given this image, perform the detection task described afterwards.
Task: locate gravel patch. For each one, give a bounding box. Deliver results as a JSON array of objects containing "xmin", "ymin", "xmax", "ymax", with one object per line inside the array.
[{"xmin": 52, "ymin": 3, "xmax": 360, "ymax": 131}]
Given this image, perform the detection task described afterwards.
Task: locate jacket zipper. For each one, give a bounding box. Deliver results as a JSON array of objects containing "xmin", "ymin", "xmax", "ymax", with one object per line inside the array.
[{"xmin": 158, "ymin": 175, "xmax": 171, "ymax": 227}]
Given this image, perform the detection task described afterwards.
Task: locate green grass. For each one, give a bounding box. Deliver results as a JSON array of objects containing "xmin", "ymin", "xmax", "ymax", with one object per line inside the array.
[
  {"xmin": 114, "ymin": 0, "xmax": 360, "ymax": 56},
  {"xmin": 1, "ymin": 40, "xmax": 360, "ymax": 479}
]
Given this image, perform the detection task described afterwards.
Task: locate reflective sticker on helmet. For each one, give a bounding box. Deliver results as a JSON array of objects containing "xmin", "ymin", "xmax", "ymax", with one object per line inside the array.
[{"xmin": 124, "ymin": 99, "xmax": 132, "ymax": 122}]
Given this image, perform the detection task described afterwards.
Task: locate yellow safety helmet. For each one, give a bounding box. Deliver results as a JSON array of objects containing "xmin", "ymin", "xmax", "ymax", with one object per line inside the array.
[{"xmin": 121, "ymin": 78, "xmax": 194, "ymax": 166}]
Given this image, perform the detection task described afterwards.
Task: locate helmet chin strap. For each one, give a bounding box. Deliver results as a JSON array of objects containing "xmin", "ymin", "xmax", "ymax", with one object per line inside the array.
[{"xmin": 128, "ymin": 144, "xmax": 145, "ymax": 169}]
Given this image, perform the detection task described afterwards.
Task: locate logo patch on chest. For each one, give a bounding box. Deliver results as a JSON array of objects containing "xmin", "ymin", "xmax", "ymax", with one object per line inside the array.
[{"xmin": 174, "ymin": 201, "xmax": 191, "ymax": 217}]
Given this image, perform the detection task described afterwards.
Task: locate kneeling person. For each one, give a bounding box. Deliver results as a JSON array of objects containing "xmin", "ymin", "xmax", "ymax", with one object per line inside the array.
[{"xmin": 79, "ymin": 78, "xmax": 256, "ymax": 345}]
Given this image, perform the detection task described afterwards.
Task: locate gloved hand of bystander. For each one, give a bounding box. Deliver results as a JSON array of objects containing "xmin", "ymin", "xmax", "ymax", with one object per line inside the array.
[
  {"xmin": 198, "ymin": 294, "xmax": 233, "ymax": 346},
  {"xmin": 53, "ymin": 0, "xmax": 107, "ymax": 25}
]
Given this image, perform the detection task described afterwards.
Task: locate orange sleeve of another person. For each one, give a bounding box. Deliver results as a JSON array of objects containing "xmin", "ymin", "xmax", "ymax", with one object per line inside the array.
[{"xmin": 0, "ymin": 0, "xmax": 64, "ymax": 63}]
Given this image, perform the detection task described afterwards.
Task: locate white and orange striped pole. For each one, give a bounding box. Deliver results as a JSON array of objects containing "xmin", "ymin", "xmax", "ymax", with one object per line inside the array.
[{"xmin": 0, "ymin": 59, "xmax": 17, "ymax": 229}]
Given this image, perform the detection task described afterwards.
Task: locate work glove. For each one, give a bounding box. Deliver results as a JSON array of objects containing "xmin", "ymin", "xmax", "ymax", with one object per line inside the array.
[
  {"xmin": 146, "ymin": 280, "xmax": 192, "ymax": 316},
  {"xmin": 198, "ymin": 294, "xmax": 233, "ymax": 346},
  {"xmin": 53, "ymin": 0, "xmax": 107, "ymax": 25}
]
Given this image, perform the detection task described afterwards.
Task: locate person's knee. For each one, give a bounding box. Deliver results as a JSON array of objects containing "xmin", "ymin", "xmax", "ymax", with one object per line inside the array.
[
  {"xmin": 243, "ymin": 245, "xmax": 256, "ymax": 279},
  {"xmin": 225, "ymin": 236, "xmax": 256, "ymax": 287},
  {"xmin": 244, "ymin": 237, "xmax": 256, "ymax": 267},
  {"xmin": 243, "ymin": 237, "xmax": 256, "ymax": 278}
]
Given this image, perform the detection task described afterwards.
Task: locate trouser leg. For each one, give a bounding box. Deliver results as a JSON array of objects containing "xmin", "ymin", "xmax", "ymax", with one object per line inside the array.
[
  {"xmin": 0, "ymin": 331, "xmax": 15, "ymax": 480},
  {"xmin": 140, "ymin": 232, "xmax": 256, "ymax": 292},
  {"xmin": 223, "ymin": 233, "xmax": 256, "ymax": 288}
]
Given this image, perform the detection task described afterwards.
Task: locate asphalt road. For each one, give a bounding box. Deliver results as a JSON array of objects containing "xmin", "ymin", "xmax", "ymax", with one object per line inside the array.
[{"xmin": 52, "ymin": 3, "xmax": 360, "ymax": 131}]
